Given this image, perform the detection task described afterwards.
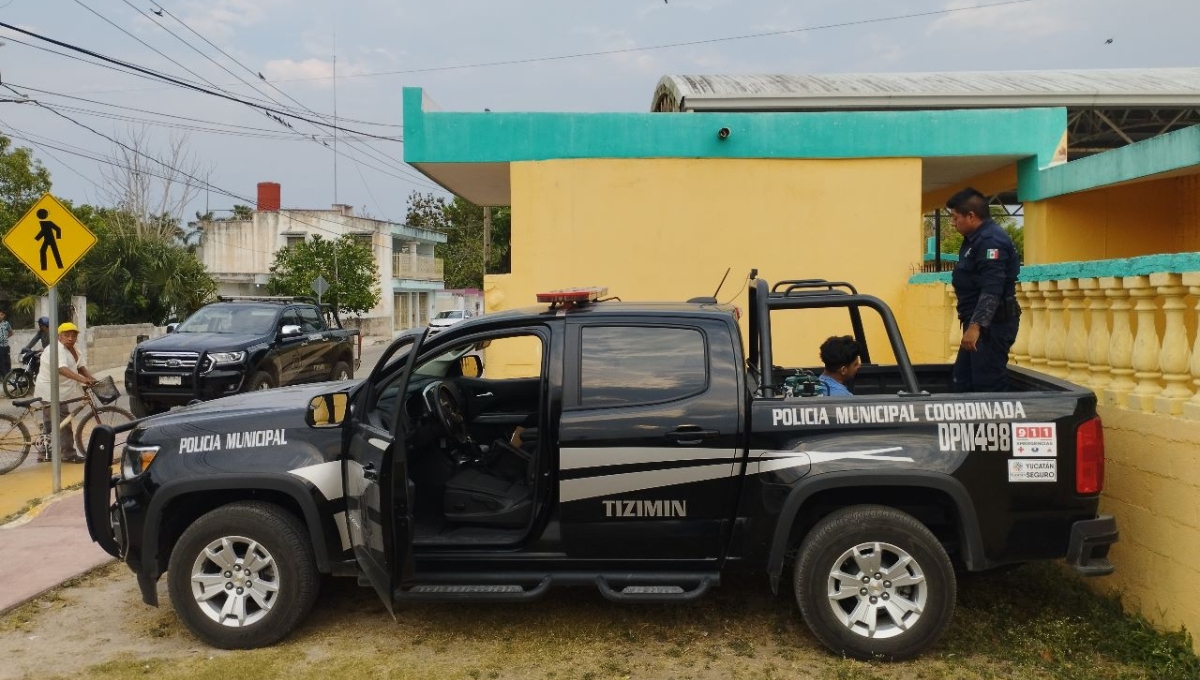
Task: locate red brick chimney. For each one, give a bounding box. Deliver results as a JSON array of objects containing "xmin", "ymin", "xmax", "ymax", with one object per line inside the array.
[{"xmin": 256, "ymin": 182, "xmax": 281, "ymax": 212}]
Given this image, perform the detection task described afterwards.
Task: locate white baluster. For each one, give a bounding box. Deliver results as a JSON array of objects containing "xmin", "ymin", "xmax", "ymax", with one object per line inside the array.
[
  {"xmin": 1103, "ymin": 277, "xmax": 1136, "ymax": 408},
  {"xmin": 1153, "ymin": 273, "xmax": 1192, "ymax": 415},
  {"xmin": 1042, "ymin": 280, "xmax": 1068, "ymax": 378},
  {"xmin": 1060, "ymin": 279, "xmax": 1089, "ymax": 385},
  {"xmin": 1027, "ymin": 282, "xmax": 1049, "ymax": 372},
  {"xmin": 946, "ymin": 284, "xmax": 959, "ymax": 362},
  {"xmin": 1127, "ymin": 276, "xmax": 1162, "ymax": 413},
  {"xmin": 1183, "ymin": 272, "xmax": 1200, "ymax": 420},
  {"xmin": 1011, "ymin": 285, "xmax": 1031, "ymax": 367},
  {"xmin": 1081, "ymin": 278, "xmax": 1111, "ymax": 391}
]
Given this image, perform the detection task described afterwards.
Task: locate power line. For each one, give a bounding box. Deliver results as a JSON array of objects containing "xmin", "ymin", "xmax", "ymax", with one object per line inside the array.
[
  {"xmin": 251, "ymin": 0, "xmax": 1048, "ymax": 83},
  {"xmin": 0, "ymin": 19, "xmax": 401, "ymax": 141}
]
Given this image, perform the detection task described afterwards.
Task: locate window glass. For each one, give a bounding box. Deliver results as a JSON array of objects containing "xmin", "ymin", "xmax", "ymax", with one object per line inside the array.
[
  {"xmin": 279, "ymin": 310, "xmax": 300, "ymax": 330},
  {"xmin": 580, "ymin": 326, "xmax": 707, "ymax": 408},
  {"xmin": 298, "ymin": 308, "xmax": 325, "ymax": 332}
]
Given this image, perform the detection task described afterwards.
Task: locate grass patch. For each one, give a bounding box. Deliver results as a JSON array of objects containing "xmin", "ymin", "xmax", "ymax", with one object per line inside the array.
[{"xmin": 12, "ymin": 564, "xmax": 1199, "ymax": 680}]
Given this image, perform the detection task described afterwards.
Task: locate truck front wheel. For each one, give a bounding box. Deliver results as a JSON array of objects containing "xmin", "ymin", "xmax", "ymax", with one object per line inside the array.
[
  {"xmin": 793, "ymin": 505, "xmax": 956, "ymax": 661},
  {"xmin": 248, "ymin": 371, "xmax": 275, "ymax": 391},
  {"xmin": 167, "ymin": 502, "xmax": 320, "ymax": 649},
  {"xmin": 329, "ymin": 360, "xmax": 352, "ymax": 381}
]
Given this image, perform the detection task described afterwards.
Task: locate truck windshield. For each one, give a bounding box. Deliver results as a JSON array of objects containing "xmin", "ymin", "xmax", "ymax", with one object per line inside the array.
[
  {"xmin": 175, "ymin": 306, "xmax": 279, "ymax": 335},
  {"xmin": 435, "ymin": 311, "xmax": 464, "ymax": 320}
]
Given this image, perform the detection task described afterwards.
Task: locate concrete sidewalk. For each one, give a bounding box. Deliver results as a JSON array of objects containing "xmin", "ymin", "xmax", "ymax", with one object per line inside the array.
[{"xmin": 0, "ymin": 489, "xmax": 114, "ymax": 615}]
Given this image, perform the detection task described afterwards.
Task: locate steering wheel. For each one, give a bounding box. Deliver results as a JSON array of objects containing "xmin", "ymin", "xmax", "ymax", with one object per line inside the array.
[{"xmin": 428, "ymin": 381, "xmax": 470, "ymax": 444}]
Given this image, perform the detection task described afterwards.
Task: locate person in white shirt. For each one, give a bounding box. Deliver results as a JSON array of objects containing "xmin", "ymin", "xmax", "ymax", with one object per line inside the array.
[{"xmin": 33, "ymin": 322, "xmax": 95, "ymax": 463}]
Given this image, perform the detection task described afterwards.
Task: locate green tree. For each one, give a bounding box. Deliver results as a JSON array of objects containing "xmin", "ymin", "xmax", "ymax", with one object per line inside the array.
[
  {"xmin": 0, "ymin": 135, "xmax": 54, "ymax": 319},
  {"xmin": 405, "ymin": 192, "xmax": 510, "ymax": 289},
  {"xmin": 266, "ymin": 234, "xmax": 380, "ymax": 316},
  {"xmin": 924, "ymin": 206, "xmax": 1024, "ymax": 262}
]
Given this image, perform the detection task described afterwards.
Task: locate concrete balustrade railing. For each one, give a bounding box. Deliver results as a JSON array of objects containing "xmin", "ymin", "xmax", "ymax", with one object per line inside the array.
[
  {"xmin": 393, "ymin": 255, "xmax": 445, "ymax": 281},
  {"xmin": 912, "ymin": 253, "xmax": 1200, "ymax": 418}
]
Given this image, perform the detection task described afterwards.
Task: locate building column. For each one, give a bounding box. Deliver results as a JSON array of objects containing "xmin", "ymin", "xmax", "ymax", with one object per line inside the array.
[
  {"xmin": 1041, "ymin": 280, "xmax": 1067, "ymax": 378},
  {"xmin": 1011, "ymin": 284, "xmax": 1032, "ymax": 367},
  {"xmin": 945, "ymin": 284, "xmax": 958, "ymax": 362},
  {"xmin": 1060, "ymin": 280, "xmax": 1089, "ymax": 385},
  {"xmin": 1027, "ymin": 283, "xmax": 1049, "ymax": 372},
  {"xmin": 1183, "ymin": 272, "xmax": 1200, "ymax": 420},
  {"xmin": 1103, "ymin": 277, "xmax": 1136, "ymax": 407}
]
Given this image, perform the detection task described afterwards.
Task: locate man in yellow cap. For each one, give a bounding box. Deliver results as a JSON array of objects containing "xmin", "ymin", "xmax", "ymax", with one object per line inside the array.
[{"xmin": 32, "ymin": 321, "xmax": 95, "ymax": 463}]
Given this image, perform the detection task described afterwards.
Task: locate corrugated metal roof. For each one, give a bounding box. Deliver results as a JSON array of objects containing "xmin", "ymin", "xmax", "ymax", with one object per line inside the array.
[{"xmin": 652, "ymin": 68, "xmax": 1200, "ymax": 111}]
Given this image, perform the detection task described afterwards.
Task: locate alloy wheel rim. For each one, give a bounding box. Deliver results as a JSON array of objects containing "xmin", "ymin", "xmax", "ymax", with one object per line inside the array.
[
  {"xmin": 189, "ymin": 535, "xmax": 280, "ymax": 627},
  {"xmin": 824, "ymin": 541, "xmax": 927, "ymax": 639}
]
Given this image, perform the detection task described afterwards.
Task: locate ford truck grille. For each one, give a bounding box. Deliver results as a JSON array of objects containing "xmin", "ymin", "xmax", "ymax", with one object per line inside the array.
[{"xmin": 143, "ymin": 352, "xmax": 200, "ymax": 370}]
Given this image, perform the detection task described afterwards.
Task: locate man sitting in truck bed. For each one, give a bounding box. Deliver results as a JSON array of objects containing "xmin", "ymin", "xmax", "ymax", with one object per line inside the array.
[{"xmin": 818, "ymin": 335, "xmax": 862, "ymax": 397}]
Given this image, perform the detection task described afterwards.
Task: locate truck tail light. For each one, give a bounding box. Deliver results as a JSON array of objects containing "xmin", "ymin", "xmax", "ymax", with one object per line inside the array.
[{"xmin": 1075, "ymin": 417, "xmax": 1104, "ymax": 495}]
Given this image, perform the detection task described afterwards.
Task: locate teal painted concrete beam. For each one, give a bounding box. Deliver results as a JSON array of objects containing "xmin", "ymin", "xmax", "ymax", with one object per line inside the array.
[
  {"xmin": 1020, "ymin": 124, "xmax": 1200, "ymax": 201},
  {"xmin": 909, "ymin": 251, "xmax": 1200, "ymax": 285},
  {"xmin": 403, "ymin": 88, "xmax": 1065, "ymax": 165}
]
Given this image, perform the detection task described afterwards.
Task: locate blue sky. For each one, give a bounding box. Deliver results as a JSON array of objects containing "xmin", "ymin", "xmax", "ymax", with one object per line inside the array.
[{"xmin": 0, "ymin": 0, "xmax": 1194, "ymax": 223}]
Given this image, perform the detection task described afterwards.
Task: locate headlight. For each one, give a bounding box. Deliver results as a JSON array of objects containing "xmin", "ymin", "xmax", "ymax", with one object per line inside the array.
[
  {"xmin": 209, "ymin": 351, "xmax": 246, "ymax": 365},
  {"xmin": 122, "ymin": 444, "xmax": 160, "ymax": 478}
]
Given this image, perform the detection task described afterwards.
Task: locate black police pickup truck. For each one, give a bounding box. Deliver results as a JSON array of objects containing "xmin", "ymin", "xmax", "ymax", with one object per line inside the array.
[
  {"xmin": 125, "ymin": 296, "xmax": 360, "ymax": 417},
  {"xmin": 85, "ymin": 277, "xmax": 1117, "ymax": 660}
]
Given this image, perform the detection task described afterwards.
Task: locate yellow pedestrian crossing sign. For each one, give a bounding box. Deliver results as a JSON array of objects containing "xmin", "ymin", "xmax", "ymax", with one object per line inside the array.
[{"xmin": 3, "ymin": 193, "xmax": 97, "ymax": 287}]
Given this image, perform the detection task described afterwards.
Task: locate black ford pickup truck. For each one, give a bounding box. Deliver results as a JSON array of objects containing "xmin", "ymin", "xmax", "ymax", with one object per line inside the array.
[
  {"xmin": 86, "ymin": 278, "xmax": 1116, "ymax": 660},
  {"xmin": 124, "ymin": 296, "xmax": 360, "ymax": 416}
]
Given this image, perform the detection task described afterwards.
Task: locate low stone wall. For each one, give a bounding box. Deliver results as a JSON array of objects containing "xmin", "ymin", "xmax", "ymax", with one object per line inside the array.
[{"xmin": 7, "ymin": 324, "xmax": 166, "ymax": 373}]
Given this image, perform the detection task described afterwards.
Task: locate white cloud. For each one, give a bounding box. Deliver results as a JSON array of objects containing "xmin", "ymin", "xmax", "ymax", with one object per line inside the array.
[
  {"xmin": 926, "ymin": 0, "xmax": 1069, "ymax": 39},
  {"xmin": 263, "ymin": 58, "xmax": 370, "ymax": 86}
]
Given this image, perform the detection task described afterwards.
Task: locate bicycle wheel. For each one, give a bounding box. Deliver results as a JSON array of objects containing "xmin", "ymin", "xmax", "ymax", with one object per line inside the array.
[
  {"xmin": 75, "ymin": 406, "xmax": 135, "ymax": 462},
  {"xmin": 3, "ymin": 369, "xmax": 32, "ymax": 399},
  {"xmin": 0, "ymin": 414, "xmax": 32, "ymax": 475}
]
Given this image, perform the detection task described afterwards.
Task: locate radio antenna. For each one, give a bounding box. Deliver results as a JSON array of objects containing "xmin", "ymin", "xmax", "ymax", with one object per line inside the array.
[{"xmin": 711, "ymin": 267, "xmax": 732, "ymax": 299}]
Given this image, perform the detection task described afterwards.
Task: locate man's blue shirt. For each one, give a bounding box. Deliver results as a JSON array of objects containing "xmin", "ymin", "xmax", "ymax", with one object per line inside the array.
[{"xmin": 820, "ymin": 375, "xmax": 852, "ymax": 397}]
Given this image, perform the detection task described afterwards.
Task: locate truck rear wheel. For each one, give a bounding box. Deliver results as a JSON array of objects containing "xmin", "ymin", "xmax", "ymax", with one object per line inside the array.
[
  {"xmin": 329, "ymin": 361, "xmax": 352, "ymax": 381},
  {"xmin": 167, "ymin": 502, "xmax": 320, "ymax": 649},
  {"xmin": 793, "ymin": 505, "xmax": 955, "ymax": 661}
]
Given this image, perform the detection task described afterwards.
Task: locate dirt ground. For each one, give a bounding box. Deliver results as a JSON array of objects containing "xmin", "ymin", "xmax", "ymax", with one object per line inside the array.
[{"xmin": 0, "ymin": 563, "xmax": 1188, "ymax": 680}]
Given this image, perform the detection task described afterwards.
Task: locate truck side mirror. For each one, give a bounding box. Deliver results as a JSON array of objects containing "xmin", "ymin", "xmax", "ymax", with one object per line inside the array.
[
  {"xmin": 165, "ymin": 323, "xmax": 179, "ymax": 333},
  {"xmin": 306, "ymin": 392, "xmax": 349, "ymax": 428},
  {"xmin": 459, "ymin": 355, "xmax": 483, "ymax": 378},
  {"xmin": 281, "ymin": 324, "xmax": 302, "ymax": 337}
]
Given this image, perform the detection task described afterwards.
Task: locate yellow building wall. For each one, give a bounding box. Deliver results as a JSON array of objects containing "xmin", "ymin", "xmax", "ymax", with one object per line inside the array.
[
  {"xmin": 900, "ymin": 282, "xmax": 955, "ymax": 364},
  {"xmin": 1024, "ymin": 174, "xmax": 1200, "ymax": 264},
  {"xmin": 1094, "ymin": 406, "xmax": 1200, "ymax": 651},
  {"xmin": 485, "ymin": 157, "xmax": 921, "ymax": 371}
]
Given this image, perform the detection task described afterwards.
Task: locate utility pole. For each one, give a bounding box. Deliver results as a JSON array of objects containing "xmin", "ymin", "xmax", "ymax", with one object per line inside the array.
[{"xmin": 482, "ymin": 206, "xmax": 492, "ymax": 279}]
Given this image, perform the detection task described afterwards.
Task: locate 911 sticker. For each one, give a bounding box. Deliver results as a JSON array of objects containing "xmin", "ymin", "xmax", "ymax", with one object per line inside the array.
[
  {"xmin": 1008, "ymin": 459, "xmax": 1056, "ymax": 482},
  {"xmin": 1013, "ymin": 423, "xmax": 1057, "ymax": 457}
]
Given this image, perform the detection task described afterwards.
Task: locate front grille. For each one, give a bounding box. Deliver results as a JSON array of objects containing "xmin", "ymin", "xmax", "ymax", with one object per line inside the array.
[{"xmin": 143, "ymin": 351, "xmax": 199, "ymax": 370}]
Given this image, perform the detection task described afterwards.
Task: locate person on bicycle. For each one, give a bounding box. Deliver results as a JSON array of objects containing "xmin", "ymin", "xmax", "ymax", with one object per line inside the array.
[
  {"xmin": 32, "ymin": 322, "xmax": 94, "ymax": 463},
  {"xmin": 22, "ymin": 317, "xmax": 51, "ymax": 352}
]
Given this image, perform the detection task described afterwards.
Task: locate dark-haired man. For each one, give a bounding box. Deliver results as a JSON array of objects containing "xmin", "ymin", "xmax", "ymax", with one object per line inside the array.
[
  {"xmin": 947, "ymin": 187, "xmax": 1020, "ymax": 392},
  {"xmin": 818, "ymin": 335, "xmax": 861, "ymax": 397}
]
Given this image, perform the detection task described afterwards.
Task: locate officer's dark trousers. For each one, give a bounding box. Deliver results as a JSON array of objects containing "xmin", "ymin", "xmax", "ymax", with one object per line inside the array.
[{"xmin": 953, "ymin": 318, "xmax": 1019, "ymax": 393}]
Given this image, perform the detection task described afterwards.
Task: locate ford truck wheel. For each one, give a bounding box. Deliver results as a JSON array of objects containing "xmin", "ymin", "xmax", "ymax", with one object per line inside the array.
[
  {"xmin": 794, "ymin": 505, "xmax": 955, "ymax": 661},
  {"xmin": 329, "ymin": 361, "xmax": 352, "ymax": 381},
  {"xmin": 167, "ymin": 502, "xmax": 319, "ymax": 649},
  {"xmin": 248, "ymin": 371, "xmax": 275, "ymax": 391}
]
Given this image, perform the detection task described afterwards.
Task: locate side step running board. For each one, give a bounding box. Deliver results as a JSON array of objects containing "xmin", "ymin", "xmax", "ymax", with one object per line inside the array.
[
  {"xmin": 395, "ymin": 577, "xmax": 551, "ymax": 602},
  {"xmin": 596, "ymin": 574, "xmax": 717, "ymax": 602}
]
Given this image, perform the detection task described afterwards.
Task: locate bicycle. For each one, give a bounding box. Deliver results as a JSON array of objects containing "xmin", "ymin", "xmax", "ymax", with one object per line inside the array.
[
  {"xmin": 3, "ymin": 348, "xmax": 41, "ymax": 399},
  {"xmin": 0, "ymin": 382, "xmax": 135, "ymax": 474}
]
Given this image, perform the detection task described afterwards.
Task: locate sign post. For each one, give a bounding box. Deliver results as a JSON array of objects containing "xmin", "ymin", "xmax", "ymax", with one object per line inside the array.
[
  {"xmin": 3, "ymin": 194, "xmax": 98, "ymax": 492},
  {"xmin": 311, "ymin": 274, "xmax": 330, "ymax": 306}
]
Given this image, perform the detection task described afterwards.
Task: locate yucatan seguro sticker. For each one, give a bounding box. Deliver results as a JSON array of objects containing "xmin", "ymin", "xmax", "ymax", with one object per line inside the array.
[
  {"xmin": 1013, "ymin": 423, "xmax": 1056, "ymax": 457},
  {"xmin": 1008, "ymin": 458, "xmax": 1056, "ymax": 482}
]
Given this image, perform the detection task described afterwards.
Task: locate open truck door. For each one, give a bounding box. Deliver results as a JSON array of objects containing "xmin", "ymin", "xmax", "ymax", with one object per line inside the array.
[{"xmin": 343, "ymin": 328, "xmax": 427, "ymax": 614}]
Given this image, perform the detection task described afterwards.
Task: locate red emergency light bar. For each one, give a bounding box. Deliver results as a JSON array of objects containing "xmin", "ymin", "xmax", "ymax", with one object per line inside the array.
[{"xmin": 536, "ymin": 287, "xmax": 608, "ymax": 304}]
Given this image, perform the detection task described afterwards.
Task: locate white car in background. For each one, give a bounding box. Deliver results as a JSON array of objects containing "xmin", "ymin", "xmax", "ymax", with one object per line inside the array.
[{"xmin": 427, "ymin": 309, "xmax": 473, "ymax": 335}]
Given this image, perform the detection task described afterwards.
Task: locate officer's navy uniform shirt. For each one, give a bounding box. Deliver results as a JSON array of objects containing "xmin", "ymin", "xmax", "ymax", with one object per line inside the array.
[{"xmin": 952, "ymin": 218, "xmax": 1019, "ymax": 327}]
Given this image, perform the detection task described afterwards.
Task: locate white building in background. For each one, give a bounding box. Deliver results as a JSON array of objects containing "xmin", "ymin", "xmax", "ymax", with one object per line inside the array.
[{"xmin": 196, "ymin": 182, "xmax": 448, "ymax": 336}]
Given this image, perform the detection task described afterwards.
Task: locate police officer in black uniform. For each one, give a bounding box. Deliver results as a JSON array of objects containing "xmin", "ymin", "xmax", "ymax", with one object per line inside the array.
[{"xmin": 947, "ymin": 187, "xmax": 1020, "ymax": 392}]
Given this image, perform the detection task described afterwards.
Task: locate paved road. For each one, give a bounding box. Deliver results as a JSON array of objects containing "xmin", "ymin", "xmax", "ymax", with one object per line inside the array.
[{"xmin": 0, "ymin": 338, "xmax": 392, "ymax": 518}]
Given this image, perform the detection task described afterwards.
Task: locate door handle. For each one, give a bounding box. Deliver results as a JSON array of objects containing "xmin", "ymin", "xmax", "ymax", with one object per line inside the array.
[
  {"xmin": 665, "ymin": 428, "xmax": 720, "ymax": 445},
  {"xmin": 362, "ymin": 463, "xmax": 378, "ymax": 481},
  {"xmin": 476, "ymin": 391, "xmax": 494, "ymax": 398}
]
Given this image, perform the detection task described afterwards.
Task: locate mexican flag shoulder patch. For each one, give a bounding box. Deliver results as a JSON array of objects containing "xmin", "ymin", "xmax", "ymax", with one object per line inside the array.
[{"xmin": 986, "ymin": 249, "xmax": 1000, "ymax": 260}]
